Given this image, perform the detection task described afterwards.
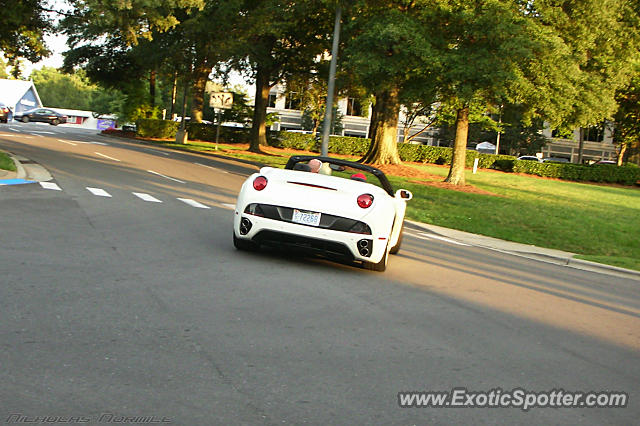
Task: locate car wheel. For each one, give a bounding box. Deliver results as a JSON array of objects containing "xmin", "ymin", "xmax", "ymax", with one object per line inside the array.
[
  {"xmin": 233, "ymin": 232, "xmax": 258, "ymax": 251},
  {"xmin": 51, "ymin": 119, "xmax": 59, "ymax": 125},
  {"xmin": 364, "ymin": 244, "xmax": 388, "ymax": 272},
  {"xmin": 389, "ymin": 227, "xmax": 403, "ymax": 255},
  {"xmin": 21, "ymin": 116, "xmax": 29, "ymax": 123}
]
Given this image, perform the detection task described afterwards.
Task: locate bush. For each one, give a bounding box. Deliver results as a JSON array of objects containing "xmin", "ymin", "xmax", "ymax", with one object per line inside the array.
[
  {"xmin": 136, "ymin": 119, "xmax": 179, "ymax": 139},
  {"xmin": 186, "ymin": 123, "xmax": 250, "ymax": 143},
  {"xmin": 271, "ymin": 132, "xmax": 370, "ymax": 154},
  {"xmin": 513, "ymin": 161, "xmax": 640, "ymax": 185},
  {"xmin": 493, "ymin": 159, "xmax": 515, "ymax": 172}
]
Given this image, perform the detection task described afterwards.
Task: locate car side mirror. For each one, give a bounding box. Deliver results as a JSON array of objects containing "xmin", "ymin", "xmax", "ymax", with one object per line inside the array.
[{"xmin": 396, "ymin": 189, "xmax": 412, "ymax": 200}]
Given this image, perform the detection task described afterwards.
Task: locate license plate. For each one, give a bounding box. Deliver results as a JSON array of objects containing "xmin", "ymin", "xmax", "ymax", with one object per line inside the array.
[{"xmin": 292, "ymin": 209, "xmax": 321, "ymax": 227}]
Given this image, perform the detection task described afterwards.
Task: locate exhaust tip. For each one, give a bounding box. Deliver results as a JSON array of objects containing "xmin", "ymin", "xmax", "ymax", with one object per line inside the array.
[
  {"xmin": 357, "ymin": 239, "xmax": 372, "ymax": 257},
  {"xmin": 240, "ymin": 217, "xmax": 252, "ymax": 235}
]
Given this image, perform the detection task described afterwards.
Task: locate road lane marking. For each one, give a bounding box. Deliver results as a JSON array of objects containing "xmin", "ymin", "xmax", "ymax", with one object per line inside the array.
[
  {"xmin": 76, "ymin": 141, "xmax": 109, "ymax": 146},
  {"xmin": 31, "ymin": 131, "xmax": 55, "ymax": 134},
  {"xmin": 22, "ymin": 136, "xmax": 33, "ymax": 139},
  {"xmin": 40, "ymin": 182, "xmax": 61, "ymax": 190},
  {"xmin": 133, "ymin": 192, "xmax": 162, "ymax": 203},
  {"xmin": 221, "ymin": 203, "xmax": 236, "ymax": 210},
  {"xmin": 147, "ymin": 170, "xmax": 185, "ymax": 183},
  {"xmin": 57, "ymin": 139, "xmax": 77, "ymax": 146},
  {"xmin": 95, "ymin": 152, "xmax": 121, "ymax": 162},
  {"xmin": 194, "ymin": 162, "xmax": 228, "ymax": 173},
  {"xmin": 0, "ymin": 133, "xmax": 14, "ymax": 137},
  {"xmin": 177, "ymin": 198, "xmax": 210, "ymax": 209},
  {"xmin": 414, "ymin": 232, "xmax": 470, "ymax": 246},
  {"xmin": 143, "ymin": 147, "xmax": 170, "ymax": 156},
  {"xmin": 87, "ymin": 187, "xmax": 112, "ymax": 197},
  {"xmin": 29, "ymin": 134, "xmax": 44, "ymax": 137}
]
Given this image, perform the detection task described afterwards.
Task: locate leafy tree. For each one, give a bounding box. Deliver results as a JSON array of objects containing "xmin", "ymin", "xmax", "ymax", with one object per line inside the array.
[
  {"xmin": 31, "ymin": 66, "xmax": 125, "ymax": 115},
  {"xmin": 0, "ymin": 0, "xmax": 52, "ymax": 76},
  {"xmin": 0, "ymin": 57, "xmax": 9, "ymax": 79},
  {"xmin": 434, "ymin": 0, "xmax": 640, "ymax": 185},
  {"xmin": 614, "ymin": 69, "xmax": 640, "ymax": 165},
  {"xmin": 62, "ymin": 0, "xmax": 207, "ymax": 121},
  {"xmin": 343, "ymin": 1, "xmax": 442, "ymax": 164},
  {"xmin": 227, "ymin": 0, "xmax": 333, "ymax": 152},
  {"xmin": 301, "ymin": 106, "xmax": 344, "ymax": 135}
]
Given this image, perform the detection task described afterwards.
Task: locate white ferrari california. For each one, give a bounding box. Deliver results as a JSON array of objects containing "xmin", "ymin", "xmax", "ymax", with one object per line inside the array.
[{"xmin": 232, "ymin": 155, "xmax": 413, "ymax": 271}]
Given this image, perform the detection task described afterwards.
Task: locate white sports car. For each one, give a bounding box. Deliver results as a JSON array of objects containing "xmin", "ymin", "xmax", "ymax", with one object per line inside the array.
[{"xmin": 233, "ymin": 156, "xmax": 413, "ymax": 271}]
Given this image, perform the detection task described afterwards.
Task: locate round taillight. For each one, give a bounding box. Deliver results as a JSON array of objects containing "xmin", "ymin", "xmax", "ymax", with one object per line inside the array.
[
  {"xmin": 253, "ymin": 176, "xmax": 268, "ymax": 191},
  {"xmin": 357, "ymin": 193, "xmax": 374, "ymax": 208}
]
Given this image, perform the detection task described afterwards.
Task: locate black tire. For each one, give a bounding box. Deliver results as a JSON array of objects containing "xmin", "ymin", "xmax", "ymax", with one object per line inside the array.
[
  {"xmin": 364, "ymin": 244, "xmax": 389, "ymax": 272},
  {"xmin": 233, "ymin": 232, "xmax": 258, "ymax": 251},
  {"xmin": 389, "ymin": 227, "xmax": 404, "ymax": 255},
  {"xmin": 21, "ymin": 116, "xmax": 29, "ymax": 123},
  {"xmin": 51, "ymin": 119, "xmax": 59, "ymax": 126}
]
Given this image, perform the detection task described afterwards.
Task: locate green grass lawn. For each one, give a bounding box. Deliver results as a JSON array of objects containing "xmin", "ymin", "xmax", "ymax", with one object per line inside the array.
[
  {"xmin": 396, "ymin": 164, "xmax": 640, "ymax": 271},
  {"xmin": 0, "ymin": 151, "xmax": 16, "ymax": 171},
  {"xmin": 141, "ymin": 137, "xmax": 640, "ymax": 271}
]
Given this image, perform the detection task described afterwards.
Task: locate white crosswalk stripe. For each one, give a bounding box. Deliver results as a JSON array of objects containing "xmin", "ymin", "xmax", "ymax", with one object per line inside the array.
[
  {"xmin": 133, "ymin": 192, "xmax": 162, "ymax": 203},
  {"xmin": 35, "ymin": 182, "xmax": 221, "ymax": 210},
  {"xmin": 39, "ymin": 182, "xmax": 61, "ymax": 190},
  {"xmin": 86, "ymin": 187, "xmax": 112, "ymax": 197},
  {"xmin": 177, "ymin": 198, "xmax": 210, "ymax": 209}
]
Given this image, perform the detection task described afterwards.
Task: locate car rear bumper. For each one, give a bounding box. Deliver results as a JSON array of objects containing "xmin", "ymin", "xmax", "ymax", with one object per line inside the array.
[{"xmin": 234, "ymin": 212, "xmax": 386, "ymax": 263}]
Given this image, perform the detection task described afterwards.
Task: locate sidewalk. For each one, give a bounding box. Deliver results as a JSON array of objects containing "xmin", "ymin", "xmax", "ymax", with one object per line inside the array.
[
  {"xmin": 405, "ymin": 220, "xmax": 640, "ymax": 281},
  {"xmin": 0, "ymin": 152, "xmax": 52, "ymax": 184}
]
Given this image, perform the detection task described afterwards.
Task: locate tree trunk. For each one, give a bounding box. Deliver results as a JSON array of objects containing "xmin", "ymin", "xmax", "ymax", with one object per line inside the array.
[
  {"xmin": 360, "ymin": 87, "xmax": 402, "ymax": 165},
  {"xmin": 190, "ymin": 61, "xmax": 210, "ymax": 123},
  {"xmin": 249, "ymin": 63, "xmax": 271, "ymax": 152},
  {"xmin": 170, "ymin": 71, "xmax": 178, "ymax": 117},
  {"xmin": 617, "ymin": 142, "xmax": 628, "ymax": 166},
  {"xmin": 149, "ymin": 69, "xmax": 156, "ymax": 108},
  {"xmin": 445, "ymin": 106, "xmax": 469, "ymax": 186}
]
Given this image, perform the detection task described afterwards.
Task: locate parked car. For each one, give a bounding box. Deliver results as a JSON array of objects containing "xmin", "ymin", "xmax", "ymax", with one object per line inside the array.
[
  {"xmin": 517, "ymin": 155, "xmax": 542, "ymax": 162},
  {"xmin": 542, "ymin": 157, "xmax": 570, "ymax": 163},
  {"xmin": 0, "ymin": 102, "xmax": 11, "ymax": 123},
  {"xmin": 233, "ymin": 155, "xmax": 413, "ymax": 272},
  {"xmin": 14, "ymin": 108, "xmax": 68, "ymax": 125},
  {"xmin": 594, "ymin": 160, "xmax": 617, "ymax": 165},
  {"xmin": 0, "ymin": 103, "xmax": 9, "ymax": 123}
]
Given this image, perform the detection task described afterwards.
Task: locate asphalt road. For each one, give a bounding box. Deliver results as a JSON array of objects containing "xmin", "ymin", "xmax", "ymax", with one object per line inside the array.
[{"xmin": 1, "ymin": 122, "xmax": 639, "ymax": 425}]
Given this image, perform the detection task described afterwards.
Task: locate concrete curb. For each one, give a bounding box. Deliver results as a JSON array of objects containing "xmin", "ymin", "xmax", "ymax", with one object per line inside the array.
[
  {"xmin": 12, "ymin": 155, "xmax": 26, "ymax": 179},
  {"xmin": 10, "ymin": 154, "xmax": 52, "ymax": 182},
  {"xmin": 405, "ymin": 220, "xmax": 640, "ymax": 281}
]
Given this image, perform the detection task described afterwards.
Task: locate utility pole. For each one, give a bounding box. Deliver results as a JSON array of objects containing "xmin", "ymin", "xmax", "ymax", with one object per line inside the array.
[{"xmin": 321, "ymin": 4, "xmax": 342, "ymax": 157}]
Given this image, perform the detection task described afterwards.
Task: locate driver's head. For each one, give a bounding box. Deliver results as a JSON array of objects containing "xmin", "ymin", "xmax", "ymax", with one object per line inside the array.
[{"xmin": 308, "ymin": 159, "xmax": 322, "ymax": 173}]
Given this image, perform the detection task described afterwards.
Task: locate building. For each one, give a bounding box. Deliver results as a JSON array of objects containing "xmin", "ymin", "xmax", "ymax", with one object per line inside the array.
[
  {"xmin": 266, "ymin": 87, "xmax": 439, "ymax": 145},
  {"xmin": 0, "ymin": 79, "xmax": 43, "ymax": 119},
  {"xmin": 541, "ymin": 123, "xmax": 617, "ymax": 163}
]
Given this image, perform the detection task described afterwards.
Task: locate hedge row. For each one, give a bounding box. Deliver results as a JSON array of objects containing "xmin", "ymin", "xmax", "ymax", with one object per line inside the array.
[
  {"xmin": 136, "ymin": 119, "xmax": 251, "ymax": 143},
  {"xmin": 512, "ymin": 161, "xmax": 640, "ymax": 185},
  {"xmin": 272, "ymin": 131, "xmax": 516, "ymax": 169},
  {"xmin": 136, "ymin": 118, "xmax": 179, "ymax": 139}
]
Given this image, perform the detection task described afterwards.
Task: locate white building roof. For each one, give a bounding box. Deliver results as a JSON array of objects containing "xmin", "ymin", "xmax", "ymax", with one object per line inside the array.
[
  {"xmin": 0, "ymin": 79, "xmax": 43, "ymax": 109},
  {"xmin": 50, "ymin": 108, "xmax": 94, "ymax": 118}
]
